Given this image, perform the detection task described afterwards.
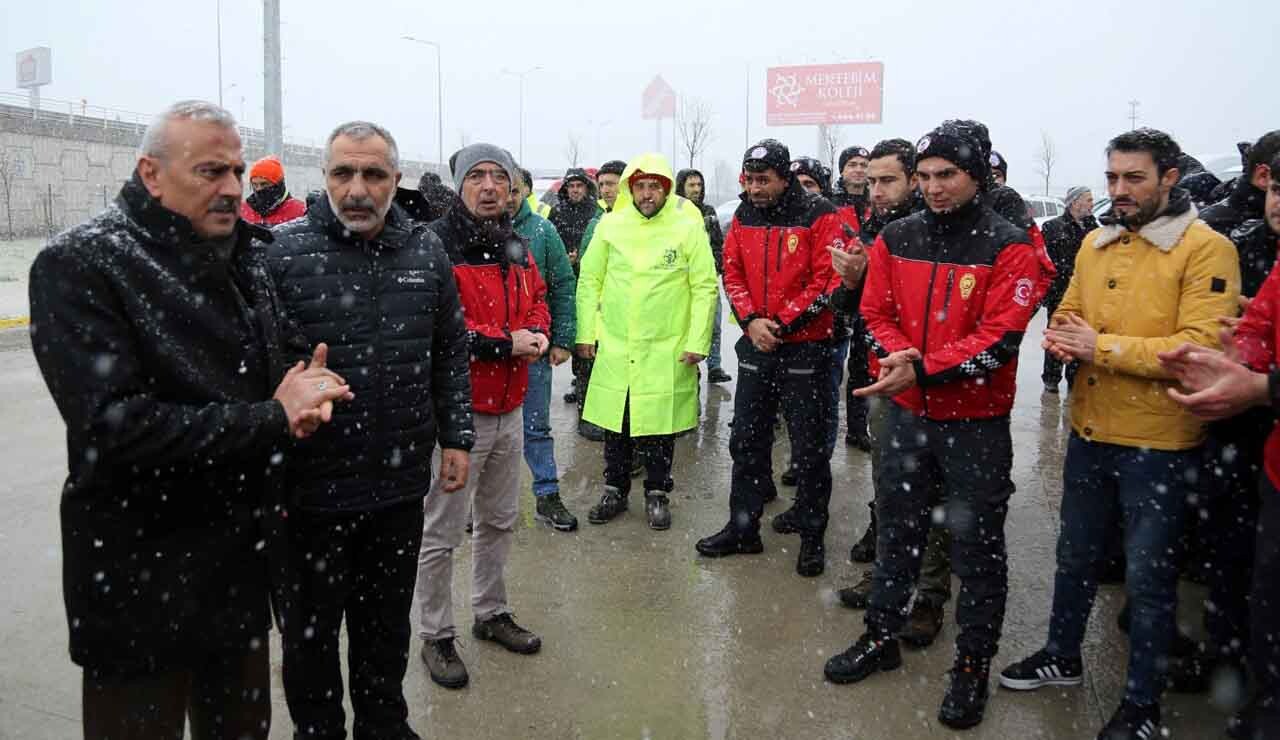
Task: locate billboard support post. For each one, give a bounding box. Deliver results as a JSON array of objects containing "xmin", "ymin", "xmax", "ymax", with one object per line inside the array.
[{"xmin": 16, "ymin": 47, "xmax": 53, "ymax": 120}]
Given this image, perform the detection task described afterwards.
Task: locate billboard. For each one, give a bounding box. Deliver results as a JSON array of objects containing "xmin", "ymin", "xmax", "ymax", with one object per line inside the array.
[
  {"xmin": 641, "ymin": 75, "xmax": 676, "ymax": 120},
  {"xmin": 16, "ymin": 47, "xmax": 52, "ymax": 89},
  {"xmin": 765, "ymin": 62, "xmax": 883, "ymax": 126}
]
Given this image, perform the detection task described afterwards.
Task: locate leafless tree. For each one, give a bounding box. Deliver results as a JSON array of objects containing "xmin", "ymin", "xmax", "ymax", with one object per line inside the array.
[
  {"xmin": 677, "ymin": 96, "xmax": 714, "ymax": 169},
  {"xmin": 564, "ymin": 133, "xmax": 584, "ymax": 168},
  {"xmin": 819, "ymin": 124, "xmax": 844, "ymax": 176},
  {"xmin": 0, "ymin": 150, "xmax": 14, "ymax": 240},
  {"xmin": 1035, "ymin": 131, "xmax": 1056, "ymax": 196}
]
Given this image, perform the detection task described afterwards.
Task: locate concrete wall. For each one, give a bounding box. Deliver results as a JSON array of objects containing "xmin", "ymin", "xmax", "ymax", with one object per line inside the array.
[{"xmin": 0, "ymin": 111, "xmax": 436, "ymax": 237}]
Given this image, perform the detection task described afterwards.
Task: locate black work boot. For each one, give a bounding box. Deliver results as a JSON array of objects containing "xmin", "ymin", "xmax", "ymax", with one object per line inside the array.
[
  {"xmin": 472, "ymin": 613, "xmax": 542, "ymax": 655},
  {"xmin": 421, "ymin": 637, "xmax": 469, "ymax": 689},
  {"xmin": 939, "ymin": 653, "xmax": 992, "ymax": 730},
  {"xmin": 771, "ymin": 505, "xmax": 800, "ymax": 534},
  {"xmin": 824, "ymin": 631, "xmax": 901, "ymax": 684},
  {"xmin": 588, "ymin": 486, "xmax": 628, "ymax": 525},
  {"xmin": 534, "ymin": 493, "xmax": 579, "ymax": 532},
  {"xmin": 1098, "ymin": 700, "xmax": 1160, "ymax": 740},
  {"xmin": 645, "ymin": 492, "xmax": 671, "ymax": 531},
  {"xmin": 796, "ymin": 536, "xmax": 825, "ymax": 577},
  {"xmin": 780, "ymin": 464, "xmax": 798, "ymax": 487},
  {"xmin": 837, "ymin": 570, "xmax": 874, "ymax": 609},
  {"xmin": 900, "ymin": 600, "xmax": 945, "ymax": 648},
  {"xmin": 707, "ymin": 367, "xmax": 732, "ymax": 383},
  {"xmin": 695, "ymin": 524, "xmax": 764, "ymax": 557},
  {"xmin": 577, "ymin": 419, "xmax": 605, "ymax": 441},
  {"xmin": 849, "ymin": 513, "xmax": 877, "ymax": 563}
]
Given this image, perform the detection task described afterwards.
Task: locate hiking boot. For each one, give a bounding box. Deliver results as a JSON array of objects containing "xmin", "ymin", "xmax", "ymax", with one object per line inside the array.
[
  {"xmin": 695, "ymin": 524, "xmax": 764, "ymax": 557},
  {"xmin": 645, "ymin": 492, "xmax": 671, "ymax": 531},
  {"xmin": 796, "ymin": 536, "xmax": 824, "ymax": 577},
  {"xmin": 534, "ymin": 493, "xmax": 579, "ymax": 532},
  {"xmin": 421, "ymin": 637, "xmax": 468, "ymax": 689},
  {"xmin": 837, "ymin": 570, "xmax": 875, "ymax": 609},
  {"xmin": 999, "ymin": 648, "xmax": 1083, "ymax": 691},
  {"xmin": 939, "ymin": 653, "xmax": 991, "ymax": 729},
  {"xmin": 630, "ymin": 461, "xmax": 644, "ymax": 478},
  {"xmin": 780, "ymin": 465, "xmax": 798, "ymax": 487},
  {"xmin": 771, "ymin": 505, "xmax": 800, "ymax": 534},
  {"xmin": 824, "ymin": 631, "xmax": 901, "ymax": 684},
  {"xmin": 846, "ymin": 432, "xmax": 872, "ymax": 452},
  {"xmin": 1098, "ymin": 700, "xmax": 1160, "ymax": 740},
  {"xmin": 472, "ymin": 613, "xmax": 541, "ymax": 655},
  {"xmin": 562, "ymin": 388, "xmax": 578, "ymax": 403},
  {"xmin": 707, "ymin": 367, "xmax": 732, "ymax": 383},
  {"xmin": 588, "ymin": 486, "xmax": 628, "ymax": 525},
  {"xmin": 849, "ymin": 521, "xmax": 877, "ymax": 563},
  {"xmin": 577, "ymin": 420, "xmax": 604, "ymax": 441},
  {"xmin": 900, "ymin": 600, "xmax": 944, "ymax": 648}
]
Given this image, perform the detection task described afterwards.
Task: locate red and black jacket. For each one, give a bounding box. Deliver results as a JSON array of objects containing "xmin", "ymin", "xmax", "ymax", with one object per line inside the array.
[
  {"xmin": 429, "ymin": 207, "xmax": 550, "ymax": 416},
  {"xmin": 860, "ymin": 196, "xmax": 1054, "ymax": 420},
  {"xmin": 723, "ymin": 180, "xmax": 845, "ymax": 343},
  {"xmin": 831, "ymin": 190, "xmax": 871, "ymax": 232}
]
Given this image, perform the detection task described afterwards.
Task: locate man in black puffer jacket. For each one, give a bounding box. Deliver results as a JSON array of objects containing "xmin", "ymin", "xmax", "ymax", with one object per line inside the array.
[
  {"xmin": 268, "ymin": 121, "xmax": 475, "ymax": 740},
  {"xmin": 1201, "ymin": 130, "xmax": 1280, "ymax": 237},
  {"xmin": 1039, "ymin": 186, "xmax": 1099, "ymax": 392},
  {"xmin": 28, "ymin": 100, "xmax": 353, "ymax": 740}
]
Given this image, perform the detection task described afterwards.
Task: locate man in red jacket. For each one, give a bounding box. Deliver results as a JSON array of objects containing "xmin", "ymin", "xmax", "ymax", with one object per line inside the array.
[
  {"xmin": 822, "ymin": 123, "xmax": 1053, "ymax": 730},
  {"xmin": 1160, "ymin": 167, "xmax": 1280, "ymax": 739},
  {"xmin": 694, "ymin": 139, "xmax": 844, "ymax": 578},
  {"xmin": 414, "ymin": 144, "xmax": 550, "ymax": 691},
  {"xmin": 239, "ymin": 155, "xmax": 306, "ymax": 226}
]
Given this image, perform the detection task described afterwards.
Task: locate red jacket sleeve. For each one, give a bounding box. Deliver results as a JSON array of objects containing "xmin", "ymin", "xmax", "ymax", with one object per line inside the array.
[
  {"xmin": 722, "ymin": 219, "xmax": 758, "ymax": 327},
  {"xmin": 858, "ymin": 234, "xmax": 914, "ymax": 357},
  {"xmin": 913, "ymin": 241, "xmax": 1044, "ymax": 387},
  {"xmin": 776, "ymin": 211, "xmax": 841, "ymax": 334},
  {"xmin": 1237, "ymin": 259, "xmax": 1280, "ymax": 373}
]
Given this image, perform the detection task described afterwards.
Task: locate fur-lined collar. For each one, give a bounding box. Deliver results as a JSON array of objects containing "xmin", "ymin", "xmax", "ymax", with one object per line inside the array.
[{"xmin": 1094, "ymin": 190, "xmax": 1199, "ymax": 252}]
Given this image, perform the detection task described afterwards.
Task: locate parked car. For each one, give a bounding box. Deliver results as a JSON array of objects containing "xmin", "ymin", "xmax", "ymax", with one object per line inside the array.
[
  {"xmin": 1025, "ymin": 194, "xmax": 1066, "ymax": 227},
  {"xmin": 715, "ymin": 199, "xmax": 739, "ymax": 233}
]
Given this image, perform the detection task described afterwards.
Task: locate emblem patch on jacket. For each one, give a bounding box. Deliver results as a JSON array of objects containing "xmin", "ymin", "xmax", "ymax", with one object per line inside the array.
[
  {"xmin": 661, "ymin": 248, "xmax": 678, "ymax": 268},
  {"xmin": 787, "ymin": 234, "xmax": 799, "ymax": 254},
  {"xmin": 959, "ymin": 273, "xmax": 976, "ymax": 300},
  {"xmin": 1211, "ymin": 277, "xmax": 1227, "ymax": 293},
  {"xmin": 1013, "ymin": 277, "xmax": 1034, "ymax": 307}
]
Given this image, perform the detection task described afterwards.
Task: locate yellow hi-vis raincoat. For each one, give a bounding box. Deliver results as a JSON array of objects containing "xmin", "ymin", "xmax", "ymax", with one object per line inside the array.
[{"xmin": 575, "ymin": 153, "xmax": 719, "ymax": 436}]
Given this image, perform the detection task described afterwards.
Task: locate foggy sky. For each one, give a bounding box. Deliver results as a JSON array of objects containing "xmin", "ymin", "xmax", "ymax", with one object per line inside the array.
[{"xmin": 4, "ymin": 0, "xmax": 1277, "ymax": 201}]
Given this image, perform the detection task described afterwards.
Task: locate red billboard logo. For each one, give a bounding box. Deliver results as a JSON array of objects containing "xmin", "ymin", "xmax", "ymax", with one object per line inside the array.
[{"xmin": 765, "ymin": 62, "xmax": 883, "ymax": 126}]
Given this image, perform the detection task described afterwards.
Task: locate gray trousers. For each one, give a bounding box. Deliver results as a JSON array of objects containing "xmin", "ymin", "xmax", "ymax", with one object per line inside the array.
[{"xmin": 416, "ymin": 410, "xmax": 523, "ymax": 640}]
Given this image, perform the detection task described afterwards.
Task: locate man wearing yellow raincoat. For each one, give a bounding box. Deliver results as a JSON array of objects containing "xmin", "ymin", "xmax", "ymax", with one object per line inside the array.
[{"xmin": 574, "ymin": 153, "xmax": 719, "ymax": 530}]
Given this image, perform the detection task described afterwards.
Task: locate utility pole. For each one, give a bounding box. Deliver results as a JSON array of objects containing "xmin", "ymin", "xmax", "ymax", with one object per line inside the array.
[
  {"xmin": 1128, "ymin": 100, "xmax": 1140, "ymax": 131},
  {"xmin": 744, "ymin": 64, "xmax": 750, "ymax": 149},
  {"xmin": 403, "ymin": 37, "xmax": 444, "ymax": 172},
  {"xmin": 503, "ymin": 67, "xmax": 542, "ymax": 165},
  {"xmin": 263, "ymin": 0, "xmax": 284, "ymax": 154},
  {"xmin": 216, "ymin": 0, "xmax": 224, "ymax": 108}
]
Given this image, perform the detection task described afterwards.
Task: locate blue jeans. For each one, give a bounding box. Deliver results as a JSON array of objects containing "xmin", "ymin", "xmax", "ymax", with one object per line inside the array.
[
  {"xmin": 708, "ymin": 289, "xmax": 724, "ymax": 371},
  {"xmin": 827, "ymin": 336, "xmax": 850, "ymax": 449},
  {"xmin": 521, "ymin": 358, "xmax": 559, "ymax": 497},
  {"xmin": 1047, "ymin": 433, "xmax": 1195, "ymax": 706}
]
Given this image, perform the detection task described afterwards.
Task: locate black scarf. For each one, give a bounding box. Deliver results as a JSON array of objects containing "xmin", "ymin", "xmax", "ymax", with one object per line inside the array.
[
  {"xmin": 446, "ymin": 204, "xmax": 520, "ymax": 262},
  {"xmin": 246, "ymin": 181, "xmax": 289, "ymax": 218}
]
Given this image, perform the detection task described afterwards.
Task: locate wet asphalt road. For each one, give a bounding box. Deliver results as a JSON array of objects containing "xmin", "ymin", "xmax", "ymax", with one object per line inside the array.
[{"xmin": 0, "ymin": 309, "xmax": 1233, "ymax": 739}]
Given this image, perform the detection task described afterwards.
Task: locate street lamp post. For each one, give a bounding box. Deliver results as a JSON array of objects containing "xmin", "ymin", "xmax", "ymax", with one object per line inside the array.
[
  {"xmin": 503, "ymin": 66, "xmax": 542, "ymax": 165},
  {"xmin": 216, "ymin": 0, "xmax": 224, "ymax": 107},
  {"xmin": 402, "ymin": 36, "xmax": 444, "ymax": 172}
]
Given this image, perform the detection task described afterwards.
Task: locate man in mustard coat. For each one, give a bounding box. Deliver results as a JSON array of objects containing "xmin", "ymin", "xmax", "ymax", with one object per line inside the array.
[
  {"xmin": 575, "ymin": 153, "xmax": 719, "ymax": 530},
  {"xmin": 999, "ymin": 129, "xmax": 1241, "ymax": 740}
]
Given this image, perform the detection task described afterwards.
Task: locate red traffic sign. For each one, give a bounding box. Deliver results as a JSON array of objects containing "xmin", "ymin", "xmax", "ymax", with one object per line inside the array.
[{"xmin": 641, "ymin": 75, "xmax": 676, "ymax": 120}]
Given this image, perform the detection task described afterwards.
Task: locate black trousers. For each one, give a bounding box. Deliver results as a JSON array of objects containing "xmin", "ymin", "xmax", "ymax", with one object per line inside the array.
[
  {"xmin": 572, "ymin": 355, "xmax": 594, "ymax": 415},
  {"xmin": 83, "ymin": 646, "xmax": 270, "ymax": 740},
  {"xmin": 604, "ymin": 396, "xmax": 676, "ymax": 495},
  {"xmin": 278, "ymin": 500, "xmax": 424, "ymax": 740},
  {"xmin": 845, "ymin": 319, "xmax": 873, "ymax": 439},
  {"xmin": 1252, "ymin": 475, "xmax": 1280, "ymax": 697},
  {"xmin": 866, "ymin": 402, "xmax": 1014, "ymax": 658},
  {"xmin": 729, "ymin": 337, "xmax": 834, "ymax": 537}
]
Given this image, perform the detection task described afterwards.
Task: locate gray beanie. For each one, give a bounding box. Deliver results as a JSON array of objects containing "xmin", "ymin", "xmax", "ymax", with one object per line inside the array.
[
  {"xmin": 452, "ymin": 143, "xmax": 517, "ymax": 190},
  {"xmin": 1063, "ymin": 186, "xmax": 1091, "ymax": 209}
]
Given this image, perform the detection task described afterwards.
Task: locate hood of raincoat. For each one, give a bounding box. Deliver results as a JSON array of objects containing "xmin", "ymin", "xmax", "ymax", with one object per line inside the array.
[
  {"xmin": 615, "ymin": 153, "xmax": 682, "ymax": 221},
  {"xmin": 674, "ymin": 168, "xmax": 706, "ymax": 203}
]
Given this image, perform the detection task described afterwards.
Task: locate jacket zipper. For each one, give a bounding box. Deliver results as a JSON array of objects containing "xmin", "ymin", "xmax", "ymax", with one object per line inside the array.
[
  {"xmin": 368, "ymin": 242, "xmax": 385, "ymax": 487},
  {"xmin": 940, "ymin": 268, "xmax": 955, "ymax": 318},
  {"xmin": 762, "ymin": 226, "xmax": 772, "ymax": 321},
  {"xmin": 500, "ymin": 263, "xmax": 513, "ymax": 412},
  {"xmin": 918, "ymin": 258, "xmax": 942, "ymax": 418}
]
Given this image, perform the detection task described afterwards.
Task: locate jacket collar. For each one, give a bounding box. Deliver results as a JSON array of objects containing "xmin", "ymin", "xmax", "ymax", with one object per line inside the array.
[
  {"xmin": 739, "ymin": 177, "xmax": 807, "ymax": 224},
  {"xmin": 117, "ymin": 171, "xmax": 272, "ymax": 255},
  {"xmin": 309, "ymin": 190, "xmax": 414, "ymax": 248},
  {"xmin": 444, "ymin": 203, "xmax": 523, "ymax": 260},
  {"xmin": 1094, "ymin": 188, "xmax": 1197, "ymax": 252}
]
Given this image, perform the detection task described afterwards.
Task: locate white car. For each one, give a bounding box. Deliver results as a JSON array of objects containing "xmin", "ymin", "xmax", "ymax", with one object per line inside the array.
[
  {"xmin": 716, "ymin": 199, "xmax": 739, "ymax": 233},
  {"xmin": 1025, "ymin": 194, "xmax": 1067, "ymax": 227}
]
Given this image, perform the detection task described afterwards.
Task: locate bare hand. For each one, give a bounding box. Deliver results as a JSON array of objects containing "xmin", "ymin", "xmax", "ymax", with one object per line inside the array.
[
  {"xmin": 1159, "ymin": 345, "xmax": 1268, "ymax": 420},
  {"xmin": 511, "ymin": 329, "xmax": 542, "ymax": 358},
  {"xmin": 273, "ymin": 344, "xmax": 355, "ymax": 439},
  {"xmin": 1043, "ymin": 313, "xmax": 1098, "ymax": 363},
  {"xmin": 827, "ymin": 244, "xmax": 868, "ymax": 289},
  {"xmin": 747, "ymin": 318, "xmax": 782, "ymax": 353},
  {"xmin": 680, "ymin": 352, "xmax": 705, "ymax": 365},
  {"xmin": 550, "ymin": 346, "xmax": 571, "ymax": 366},
  {"xmin": 854, "ymin": 354, "xmax": 919, "ymax": 398},
  {"xmin": 879, "ymin": 348, "xmax": 921, "ymax": 370},
  {"xmin": 438, "ymin": 448, "xmax": 470, "ymax": 493},
  {"xmin": 576, "ymin": 343, "xmax": 596, "ymax": 360}
]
